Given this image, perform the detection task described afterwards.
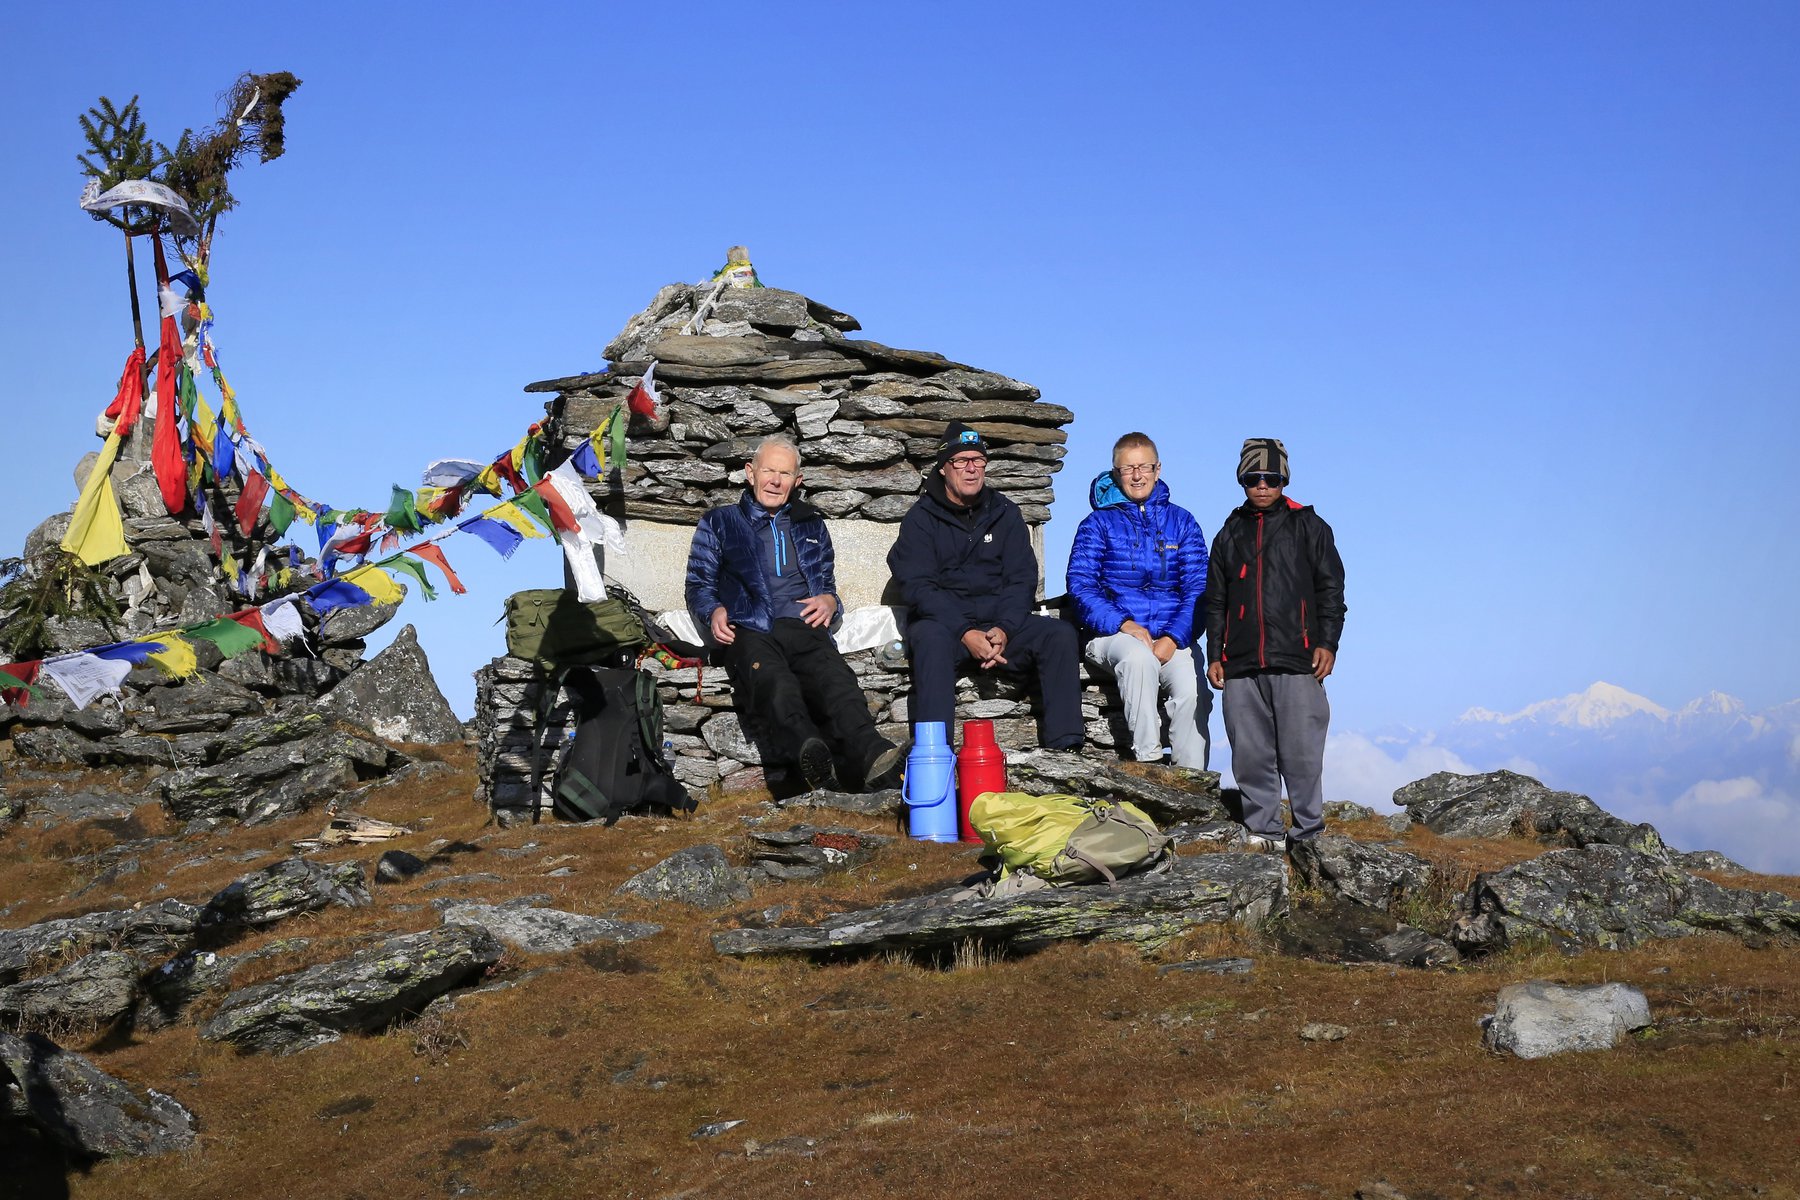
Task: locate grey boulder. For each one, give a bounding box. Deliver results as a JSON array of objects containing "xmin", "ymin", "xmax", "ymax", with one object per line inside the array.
[
  {"xmin": 1005, "ymin": 749, "xmax": 1228, "ymax": 825},
  {"xmin": 0, "ymin": 950, "xmax": 141, "ymax": 1029},
  {"xmin": 616, "ymin": 845, "xmax": 752, "ymax": 909},
  {"xmin": 1288, "ymin": 834, "xmax": 1434, "ymax": 912},
  {"xmin": 1394, "ymin": 770, "xmax": 1668, "ymax": 859},
  {"xmin": 315, "ymin": 625, "xmax": 464, "ymax": 744},
  {"xmin": 197, "ymin": 857, "xmax": 371, "ymax": 940},
  {"xmin": 200, "ymin": 924, "xmax": 503, "ymax": 1054},
  {"xmin": 0, "ymin": 1031, "xmax": 196, "ymax": 1159},
  {"xmin": 1484, "ymin": 980, "xmax": 1652, "ymax": 1058},
  {"xmin": 0, "ymin": 900, "xmax": 199, "ymax": 986}
]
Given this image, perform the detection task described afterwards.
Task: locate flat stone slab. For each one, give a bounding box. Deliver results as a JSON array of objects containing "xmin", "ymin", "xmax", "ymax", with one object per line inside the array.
[
  {"xmin": 440, "ymin": 903, "xmax": 661, "ymax": 953},
  {"xmin": 712, "ymin": 852, "xmax": 1286, "ymax": 960}
]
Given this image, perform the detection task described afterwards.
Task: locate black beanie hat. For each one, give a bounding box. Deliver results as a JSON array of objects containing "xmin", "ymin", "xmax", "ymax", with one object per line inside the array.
[
  {"xmin": 936, "ymin": 421, "xmax": 990, "ymax": 470},
  {"xmin": 1237, "ymin": 437, "xmax": 1289, "ymax": 483}
]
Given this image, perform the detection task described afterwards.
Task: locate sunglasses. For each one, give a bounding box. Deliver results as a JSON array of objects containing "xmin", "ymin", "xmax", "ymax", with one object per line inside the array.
[{"xmin": 1240, "ymin": 473, "xmax": 1285, "ymax": 488}]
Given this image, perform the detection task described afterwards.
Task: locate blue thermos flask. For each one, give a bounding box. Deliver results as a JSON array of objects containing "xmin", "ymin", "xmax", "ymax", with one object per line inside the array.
[{"xmin": 903, "ymin": 721, "xmax": 959, "ymax": 842}]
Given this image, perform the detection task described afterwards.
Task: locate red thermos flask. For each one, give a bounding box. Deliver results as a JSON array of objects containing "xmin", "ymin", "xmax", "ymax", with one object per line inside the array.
[{"xmin": 956, "ymin": 719, "xmax": 1007, "ymax": 842}]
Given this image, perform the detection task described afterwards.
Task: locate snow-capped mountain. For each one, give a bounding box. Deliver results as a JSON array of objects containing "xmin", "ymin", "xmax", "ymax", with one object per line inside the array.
[{"xmin": 1325, "ymin": 683, "xmax": 1800, "ymax": 874}]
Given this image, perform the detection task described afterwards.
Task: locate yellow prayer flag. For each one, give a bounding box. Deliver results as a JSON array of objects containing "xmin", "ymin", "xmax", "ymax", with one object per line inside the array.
[
  {"xmin": 339, "ymin": 564, "xmax": 408, "ymax": 607},
  {"xmin": 60, "ymin": 430, "xmax": 129, "ymax": 566},
  {"xmin": 136, "ymin": 635, "xmax": 198, "ymax": 680},
  {"xmin": 485, "ymin": 502, "xmax": 548, "ymax": 540}
]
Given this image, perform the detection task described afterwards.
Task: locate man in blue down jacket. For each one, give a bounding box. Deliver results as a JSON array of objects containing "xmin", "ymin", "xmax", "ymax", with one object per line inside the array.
[
  {"xmin": 686, "ymin": 435, "xmax": 901, "ymax": 793},
  {"xmin": 887, "ymin": 421, "xmax": 1083, "ymax": 749},
  {"xmin": 1205, "ymin": 438, "xmax": 1346, "ymax": 853},
  {"xmin": 1066, "ymin": 432, "xmax": 1212, "ymax": 768}
]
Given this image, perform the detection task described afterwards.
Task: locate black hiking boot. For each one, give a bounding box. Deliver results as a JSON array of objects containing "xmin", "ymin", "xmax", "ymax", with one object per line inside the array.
[
  {"xmin": 798, "ymin": 737, "xmax": 840, "ymax": 792},
  {"xmin": 862, "ymin": 741, "xmax": 903, "ymax": 792}
]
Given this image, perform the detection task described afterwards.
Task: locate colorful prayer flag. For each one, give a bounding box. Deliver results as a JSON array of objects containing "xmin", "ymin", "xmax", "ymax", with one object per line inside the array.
[
  {"xmin": 459, "ymin": 516, "xmax": 523, "ymax": 558},
  {"xmin": 407, "ymin": 543, "xmax": 467, "ymax": 595},
  {"xmin": 626, "ymin": 361, "xmax": 659, "ymax": 418},
  {"xmin": 235, "ymin": 470, "xmax": 270, "ymax": 534}
]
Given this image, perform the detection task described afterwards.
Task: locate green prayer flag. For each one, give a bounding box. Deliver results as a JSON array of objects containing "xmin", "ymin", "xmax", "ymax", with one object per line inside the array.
[
  {"xmin": 178, "ymin": 366, "xmax": 199, "ymax": 419},
  {"xmin": 385, "ymin": 485, "xmax": 422, "ymax": 534},
  {"xmin": 606, "ymin": 405, "xmax": 627, "ymax": 473},
  {"xmin": 521, "ymin": 437, "xmax": 544, "ymax": 485},
  {"xmin": 181, "ymin": 617, "xmax": 267, "ymax": 660},
  {"xmin": 376, "ymin": 554, "xmax": 437, "ymax": 602},
  {"xmin": 511, "ymin": 489, "xmax": 558, "ymax": 539},
  {"xmin": 269, "ymin": 490, "xmax": 296, "ymax": 536}
]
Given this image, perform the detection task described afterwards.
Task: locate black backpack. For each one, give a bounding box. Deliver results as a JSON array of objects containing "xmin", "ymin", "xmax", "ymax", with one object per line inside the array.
[{"xmin": 549, "ymin": 666, "xmax": 697, "ymax": 824}]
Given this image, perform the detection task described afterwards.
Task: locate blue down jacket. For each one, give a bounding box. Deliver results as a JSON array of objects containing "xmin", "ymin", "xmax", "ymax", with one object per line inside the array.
[
  {"xmin": 1066, "ymin": 471, "xmax": 1208, "ymax": 648},
  {"xmin": 886, "ymin": 474, "xmax": 1038, "ymax": 636},
  {"xmin": 685, "ymin": 492, "xmax": 841, "ymax": 635}
]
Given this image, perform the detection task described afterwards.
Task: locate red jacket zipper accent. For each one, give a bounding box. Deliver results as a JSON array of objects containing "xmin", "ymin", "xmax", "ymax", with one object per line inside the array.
[
  {"xmin": 1301, "ymin": 600, "xmax": 1309, "ymax": 650},
  {"xmin": 1255, "ymin": 512, "xmax": 1266, "ymax": 668}
]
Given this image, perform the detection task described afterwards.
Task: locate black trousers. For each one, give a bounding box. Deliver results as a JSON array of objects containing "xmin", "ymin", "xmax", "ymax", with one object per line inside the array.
[
  {"xmin": 721, "ymin": 619, "xmax": 887, "ymax": 770},
  {"xmin": 904, "ymin": 615, "xmax": 1084, "ymax": 747}
]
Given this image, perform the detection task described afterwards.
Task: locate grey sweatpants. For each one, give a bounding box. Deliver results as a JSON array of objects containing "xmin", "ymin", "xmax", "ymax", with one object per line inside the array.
[{"xmin": 1222, "ymin": 672, "xmax": 1330, "ymax": 840}]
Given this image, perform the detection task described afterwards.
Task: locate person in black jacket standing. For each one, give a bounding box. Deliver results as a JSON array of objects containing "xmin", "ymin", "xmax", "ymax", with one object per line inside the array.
[
  {"xmin": 888, "ymin": 422, "xmax": 1084, "ymax": 750},
  {"xmin": 1204, "ymin": 438, "xmax": 1346, "ymax": 852}
]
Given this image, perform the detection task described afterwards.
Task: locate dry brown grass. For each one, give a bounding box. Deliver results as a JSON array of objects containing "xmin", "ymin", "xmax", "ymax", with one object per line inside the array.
[{"xmin": 1, "ymin": 752, "xmax": 1795, "ymax": 1199}]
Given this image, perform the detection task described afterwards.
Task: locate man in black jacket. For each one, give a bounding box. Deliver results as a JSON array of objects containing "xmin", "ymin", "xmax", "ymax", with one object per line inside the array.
[
  {"xmin": 1204, "ymin": 438, "xmax": 1346, "ymax": 852},
  {"xmin": 888, "ymin": 422, "xmax": 1083, "ymax": 749}
]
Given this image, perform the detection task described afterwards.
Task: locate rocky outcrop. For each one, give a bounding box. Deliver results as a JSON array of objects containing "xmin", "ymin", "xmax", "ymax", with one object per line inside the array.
[
  {"xmin": 195, "ymin": 857, "xmax": 371, "ymax": 941},
  {"xmin": 1288, "ymin": 834, "xmax": 1434, "ymax": 912},
  {"xmin": 1394, "ymin": 770, "xmax": 1669, "ymax": 859},
  {"xmin": 200, "ymin": 924, "xmax": 504, "ymax": 1054},
  {"xmin": 0, "ymin": 949, "xmax": 141, "ymax": 1029},
  {"xmin": 0, "ymin": 1030, "xmax": 196, "ymax": 1159},
  {"xmin": 314, "ymin": 625, "xmax": 464, "ymax": 744},
  {"xmin": 1483, "ymin": 981, "xmax": 1652, "ymax": 1058},
  {"xmin": 0, "ymin": 900, "xmax": 199, "ymax": 986},
  {"xmin": 440, "ymin": 903, "xmax": 661, "ymax": 953},
  {"xmin": 745, "ymin": 823, "xmax": 892, "ymax": 882},
  {"xmin": 712, "ymin": 853, "xmax": 1286, "ymax": 961},
  {"xmin": 1453, "ymin": 845, "xmax": 1800, "ymax": 954}
]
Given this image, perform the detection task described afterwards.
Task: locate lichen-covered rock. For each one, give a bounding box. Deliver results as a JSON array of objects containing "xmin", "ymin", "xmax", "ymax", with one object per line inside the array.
[
  {"xmin": 1288, "ymin": 834, "xmax": 1434, "ymax": 912},
  {"xmin": 440, "ymin": 903, "xmax": 661, "ymax": 953},
  {"xmin": 615, "ymin": 845, "xmax": 752, "ymax": 909},
  {"xmin": 1005, "ymin": 749, "xmax": 1227, "ymax": 825},
  {"xmin": 314, "ymin": 625, "xmax": 464, "ymax": 744},
  {"xmin": 1484, "ymin": 980, "xmax": 1652, "ymax": 1059},
  {"xmin": 713, "ymin": 853, "xmax": 1287, "ymax": 960},
  {"xmin": 197, "ymin": 857, "xmax": 371, "ymax": 940},
  {"xmin": 158, "ymin": 725, "xmax": 397, "ymax": 822},
  {"xmin": 200, "ymin": 924, "xmax": 504, "ymax": 1054},
  {"xmin": 1394, "ymin": 770, "xmax": 1669, "ymax": 859},
  {"xmin": 0, "ymin": 1031, "xmax": 196, "ymax": 1159},
  {"xmin": 1453, "ymin": 845, "xmax": 1800, "ymax": 954},
  {"xmin": 0, "ymin": 900, "xmax": 199, "ymax": 986},
  {"xmin": 0, "ymin": 950, "xmax": 140, "ymax": 1029},
  {"xmin": 1271, "ymin": 895, "xmax": 1460, "ymax": 970}
]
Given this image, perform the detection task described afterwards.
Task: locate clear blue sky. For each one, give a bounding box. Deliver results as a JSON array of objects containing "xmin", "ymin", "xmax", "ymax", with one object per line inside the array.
[{"xmin": 5, "ymin": 1, "xmax": 1798, "ymax": 742}]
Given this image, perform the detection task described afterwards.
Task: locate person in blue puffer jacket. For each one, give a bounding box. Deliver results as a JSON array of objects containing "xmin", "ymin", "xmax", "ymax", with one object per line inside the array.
[
  {"xmin": 686, "ymin": 435, "xmax": 901, "ymax": 793},
  {"xmin": 1066, "ymin": 432, "xmax": 1212, "ymax": 768}
]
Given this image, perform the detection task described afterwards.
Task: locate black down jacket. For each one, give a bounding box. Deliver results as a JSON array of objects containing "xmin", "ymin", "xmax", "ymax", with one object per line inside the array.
[{"xmin": 1204, "ymin": 497, "xmax": 1345, "ymax": 678}]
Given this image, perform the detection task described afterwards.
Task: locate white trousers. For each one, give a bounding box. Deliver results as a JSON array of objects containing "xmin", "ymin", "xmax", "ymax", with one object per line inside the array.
[{"xmin": 1084, "ymin": 632, "xmax": 1212, "ymax": 769}]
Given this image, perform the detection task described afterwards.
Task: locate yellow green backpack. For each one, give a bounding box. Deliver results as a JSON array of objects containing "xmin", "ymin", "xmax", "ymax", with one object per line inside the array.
[{"xmin": 968, "ymin": 791, "xmax": 1173, "ymax": 886}]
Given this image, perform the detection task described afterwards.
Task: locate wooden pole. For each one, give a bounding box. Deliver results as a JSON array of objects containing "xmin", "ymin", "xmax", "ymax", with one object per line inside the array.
[{"xmin": 123, "ymin": 228, "xmax": 144, "ymax": 348}]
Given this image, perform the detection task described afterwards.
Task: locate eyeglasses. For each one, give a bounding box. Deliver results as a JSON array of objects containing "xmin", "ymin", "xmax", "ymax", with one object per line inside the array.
[
  {"xmin": 1117, "ymin": 463, "xmax": 1159, "ymax": 479},
  {"xmin": 945, "ymin": 455, "xmax": 988, "ymax": 472},
  {"xmin": 1240, "ymin": 473, "xmax": 1285, "ymax": 488}
]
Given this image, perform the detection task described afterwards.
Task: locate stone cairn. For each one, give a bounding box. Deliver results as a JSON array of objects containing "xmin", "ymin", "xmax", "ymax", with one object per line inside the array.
[{"xmin": 475, "ymin": 262, "xmax": 1150, "ymax": 824}]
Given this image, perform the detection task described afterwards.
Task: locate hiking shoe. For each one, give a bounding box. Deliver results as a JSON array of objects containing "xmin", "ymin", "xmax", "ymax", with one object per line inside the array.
[
  {"xmin": 798, "ymin": 738, "xmax": 839, "ymax": 792},
  {"xmin": 863, "ymin": 742, "xmax": 903, "ymax": 792},
  {"xmin": 1244, "ymin": 833, "xmax": 1287, "ymax": 854}
]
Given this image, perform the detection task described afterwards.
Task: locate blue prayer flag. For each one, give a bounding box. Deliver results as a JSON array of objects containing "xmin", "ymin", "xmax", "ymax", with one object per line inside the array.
[
  {"xmin": 306, "ymin": 579, "xmax": 375, "ymax": 616},
  {"xmin": 460, "ymin": 516, "xmax": 524, "ymax": 559},
  {"xmin": 570, "ymin": 441, "xmax": 602, "ymax": 477}
]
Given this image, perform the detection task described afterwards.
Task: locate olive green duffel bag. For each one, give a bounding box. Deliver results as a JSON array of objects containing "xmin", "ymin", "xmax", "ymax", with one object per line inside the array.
[{"xmin": 503, "ymin": 588, "xmax": 647, "ymax": 669}]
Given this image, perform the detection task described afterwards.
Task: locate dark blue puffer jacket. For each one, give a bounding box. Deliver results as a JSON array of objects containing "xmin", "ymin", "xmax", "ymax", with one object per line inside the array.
[
  {"xmin": 1066, "ymin": 471, "xmax": 1208, "ymax": 647},
  {"xmin": 685, "ymin": 492, "xmax": 841, "ymax": 635}
]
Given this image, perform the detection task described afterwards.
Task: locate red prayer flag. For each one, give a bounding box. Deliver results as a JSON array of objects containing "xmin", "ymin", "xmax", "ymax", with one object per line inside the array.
[
  {"xmin": 1, "ymin": 660, "xmax": 42, "ymax": 708},
  {"xmin": 234, "ymin": 470, "xmax": 270, "ymax": 534},
  {"xmin": 531, "ymin": 479, "xmax": 581, "ymax": 534},
  {"xmin": 407, "ymin": 543, "xmax": 467, "ymax": 595},
  {"xmin": 626, "ymin": 362, "xmax": 659, "ymax": 417},
  {"xmin": 226, "ymin": 609, "xmax": 283, "ymax": 655},
  {"xmin": 152, "ymin": 315, "xmax": 188, "ymax": 515},
  {"xmin": 102, "ymin": 346, "xmax": 148, "ymax": 435},
  {"xmin": 490, "ymin": 453, "xmax": 526, "ymax": 494}
]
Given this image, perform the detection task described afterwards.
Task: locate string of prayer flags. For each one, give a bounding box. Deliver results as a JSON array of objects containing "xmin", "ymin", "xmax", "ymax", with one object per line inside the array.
[
  {"xmin": 406, "ymin": 543, "xmax": 467, "ymax": 595},
  {"xmin": 224, "ymin": 608, "xmax": 283, "ymax": 655},
  {"xmin": 483, "ymin": 502, "xmax": 549, "ymax": 542},
  {"xmin": 90, "ymin": 640, "xmax": 166, "ymax": 666},
  {"xmin": 235, "ymin": 470, "xmax": 270, "ymax": 534}
]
